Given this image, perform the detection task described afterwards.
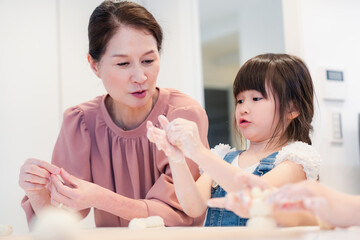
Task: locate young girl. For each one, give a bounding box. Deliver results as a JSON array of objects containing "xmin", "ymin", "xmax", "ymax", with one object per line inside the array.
[{"xmin": 147, "ymin": 53, "xmax": 321, "ymax": 226}]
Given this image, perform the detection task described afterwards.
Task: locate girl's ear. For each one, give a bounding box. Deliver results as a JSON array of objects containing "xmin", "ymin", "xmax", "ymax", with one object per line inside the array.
[
  {"xmin": 288, "ymin": 102, "xmax": 300, "ymax": 120},
  {"xmin": 88, "ymin": 54, "xmax": 101, "ymax": 78}
]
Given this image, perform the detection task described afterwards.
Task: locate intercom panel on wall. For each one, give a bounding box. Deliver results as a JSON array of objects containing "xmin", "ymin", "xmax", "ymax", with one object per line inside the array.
[{"xmin": 322, "ymin": 68, "xmax": 346, "ymax": 101}]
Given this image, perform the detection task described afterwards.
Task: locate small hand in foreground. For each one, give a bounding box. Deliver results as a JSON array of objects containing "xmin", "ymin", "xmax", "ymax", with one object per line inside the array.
[{"xmin": 207, "ymin": 172, "xmax": 270, "ymax": 218}]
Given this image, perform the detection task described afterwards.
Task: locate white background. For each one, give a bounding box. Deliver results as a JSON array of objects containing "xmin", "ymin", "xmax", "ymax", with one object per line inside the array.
[{"xmin": 0, "ymin": 0, "xmax": 359, "ymax": 233}]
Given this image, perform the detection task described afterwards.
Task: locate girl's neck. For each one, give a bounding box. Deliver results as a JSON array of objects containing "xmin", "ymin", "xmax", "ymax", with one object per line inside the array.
[
  {"xmin": 106, "ymin": 90, "xmax": 159, "ymax": 130},
  {"xmin": 238, "ymin": 139, "xmax": 287, "ymax": 169},
  {"xmin": 247, "ymin": 138, "xmax": 286, "ymax": 154}
]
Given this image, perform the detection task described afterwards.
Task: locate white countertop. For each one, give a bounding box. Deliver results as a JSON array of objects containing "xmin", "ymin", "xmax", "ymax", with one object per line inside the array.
[{"xmin": 3, "ymin": 226, "xmax": 360, "ymax": 240}]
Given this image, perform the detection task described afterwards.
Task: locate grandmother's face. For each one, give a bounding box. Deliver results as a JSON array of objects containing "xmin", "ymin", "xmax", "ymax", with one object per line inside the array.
[{"xmin": 92, "ymin": 25, "xmax": 160, "ymax": 109}]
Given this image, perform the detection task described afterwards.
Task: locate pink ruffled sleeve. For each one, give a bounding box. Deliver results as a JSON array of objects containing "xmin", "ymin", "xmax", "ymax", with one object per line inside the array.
[
  {"xmin": 52, "ymin": 107, "xmax": 92, "ymax": 217},
  {"xmin": 143, "ymin": 104, "xmax": 209, "ymax": 226},
  {"xmin": 21, "ymin": 106, "xmax": 92, "ymax": 224}
]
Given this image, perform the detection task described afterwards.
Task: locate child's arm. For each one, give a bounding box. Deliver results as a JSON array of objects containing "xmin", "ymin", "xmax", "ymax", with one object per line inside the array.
[
  {"xmin": 146, "ymin": 119, "xmax": 212, "ymax": 218},
  {"xmin": 163, "ymin": 116, "xmax": 245, "ymax": 192}
]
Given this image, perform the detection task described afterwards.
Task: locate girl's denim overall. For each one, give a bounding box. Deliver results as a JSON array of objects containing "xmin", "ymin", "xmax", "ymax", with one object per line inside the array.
[{"xmin": 204, "ymin": 150, "xmax": 278, "ymax": 226}]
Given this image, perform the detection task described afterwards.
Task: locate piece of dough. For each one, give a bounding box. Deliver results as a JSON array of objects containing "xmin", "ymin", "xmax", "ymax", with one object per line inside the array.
[
  {"xmin": 128, "ymin": 216, "xmax": 164, "ymax": 229},
  {"xmin": 246, "ymin": 187, "xmax": 276, "ymax": 229},
  {"xmin": 0, "ymin": 224, "xmax": 13, "ymax": 236},
  {"xmin": 31, "ymin": 206, "xmax": 81, "ymax": 240}
]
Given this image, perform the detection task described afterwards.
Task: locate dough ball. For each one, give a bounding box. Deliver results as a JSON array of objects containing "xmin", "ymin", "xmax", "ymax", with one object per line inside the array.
[
  {"xmin": 0, "ymin": 224, "xmax": 13, "ymax": 236},
  {"xmin": 246, "ymin": 216, "xmax": 276, "ymax": 229},
  {"xmin": 31, "ymin": 206, "xmax": 81, "ymax": 240},
  {"xmin": 249, "ymin": 199, "xmax": 272, "ymax": 217},
  {"xmin": 145, "ymin": 216, "xmax": 165, "ymax": 228},
  {"xmin": 128, "ymin": 216, "xmax": 165, "ymax": 229},
  {"xmin": 251, "ymin": 187, "xmax": 263, "ymax": 198},
  {"xmin": 128, "ymin": 218, "xmax": 147, "ymax": 230}
]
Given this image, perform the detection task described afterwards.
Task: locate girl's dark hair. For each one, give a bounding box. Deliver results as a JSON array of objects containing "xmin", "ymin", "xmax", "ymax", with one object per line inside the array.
[
  {"xmin": 233, "ymin": 53, "xmax": 314, "ymax": 146},
  {"xmin": 88, "ymin": 0, "xmax": 163, "ymax": 61}
]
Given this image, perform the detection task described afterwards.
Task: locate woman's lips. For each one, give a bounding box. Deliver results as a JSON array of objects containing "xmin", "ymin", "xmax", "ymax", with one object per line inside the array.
[{"xmin": 131, "ymin": 90, "xmax": 147, "ymax": 98}]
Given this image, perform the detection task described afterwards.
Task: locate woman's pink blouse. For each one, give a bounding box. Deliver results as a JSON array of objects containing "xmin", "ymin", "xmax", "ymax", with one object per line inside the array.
[{"xmin": 21, "ymin": 88, "xmax": 209, "ymax": 227}]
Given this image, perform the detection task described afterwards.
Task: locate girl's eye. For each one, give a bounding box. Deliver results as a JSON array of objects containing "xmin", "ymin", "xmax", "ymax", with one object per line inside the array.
[
  {"xmin": 237, "ymin": 99, "xmax": 244, "ymax": 104},
  {"xmin": 253, "ymin": 97, "xmax": 262, "ymax": 101},
  {"xmin": 142, "ymin": 59, "xmax": 154, "ymax": 64},
  {"xmin": 117, "ymin": 62, "xmax": 129, "ymax": 66}
]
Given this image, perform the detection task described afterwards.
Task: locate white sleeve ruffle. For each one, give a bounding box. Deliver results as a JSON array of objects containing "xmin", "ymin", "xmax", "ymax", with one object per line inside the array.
[
  {"xmin": 199, "ymin": 143, "xmax": 236, "ymax": 175},
  {"xmin": 274, "ymin": 141, "xmax": 321, "ymax": 180},
  {"xmin": 210, "ymin": 143, "xmax": 236, "ymax": 159}
]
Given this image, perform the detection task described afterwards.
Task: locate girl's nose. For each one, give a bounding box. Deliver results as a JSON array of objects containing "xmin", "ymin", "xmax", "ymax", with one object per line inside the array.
[{"xmin": 239, "ymin": 102, "xmax": 249, "ymax": 114}]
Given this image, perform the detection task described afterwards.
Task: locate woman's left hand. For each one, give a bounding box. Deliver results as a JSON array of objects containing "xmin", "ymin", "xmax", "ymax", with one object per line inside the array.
[{"xmin": 49, "ymin": 168, "xmax": 100, "ymax": 211}]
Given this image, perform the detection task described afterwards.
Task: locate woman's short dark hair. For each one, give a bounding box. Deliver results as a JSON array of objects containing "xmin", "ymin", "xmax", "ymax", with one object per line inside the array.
[
  {"xmin": 88, "ymin": 0, "xmax": 163, "ymax": 61},
  {"xmin": 233, "ymin": 53, "xmax": 315, "ymax": 146}
]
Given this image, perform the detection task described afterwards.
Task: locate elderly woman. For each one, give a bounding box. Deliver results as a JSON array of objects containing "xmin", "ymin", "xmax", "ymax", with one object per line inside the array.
[{"xmin": 19, "ymin": 0, "xmax": 208, "ymax": 228}]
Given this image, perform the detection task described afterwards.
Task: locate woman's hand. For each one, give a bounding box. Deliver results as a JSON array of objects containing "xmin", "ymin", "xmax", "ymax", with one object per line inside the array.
[
  {"xmin": 163, "ymin": 116, "xmax": 204, "ymax": 159},
  {"xmin": 146, "ymin": 116, "xmax": 185, "ymax": 163},
  {"xmin": 268, "ymin": 180, "xmax": 346, "ymax": 227},
  {"xmin": 19, "ymin": 158, "xmax": 60, "ymax": 194},
  {"xmin": 49, "ymin": 168, "xmax": 100, "ymax": 211}
]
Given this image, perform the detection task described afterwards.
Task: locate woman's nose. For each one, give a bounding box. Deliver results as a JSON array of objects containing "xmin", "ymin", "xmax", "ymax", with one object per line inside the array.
[{"xmin": 131, "ymin": 65, "xmax": 147, "ymax": 84}]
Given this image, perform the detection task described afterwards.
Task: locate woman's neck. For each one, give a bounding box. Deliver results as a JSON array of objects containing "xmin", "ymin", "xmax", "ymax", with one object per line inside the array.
[{"xmin": 106, "ymin": 90, "xmax": 159, "ymax": 130}]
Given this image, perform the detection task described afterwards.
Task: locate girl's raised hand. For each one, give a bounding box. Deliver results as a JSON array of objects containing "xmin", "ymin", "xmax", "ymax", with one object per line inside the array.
[
  {"xmin": 163, "ymin": 116, "xmax": 204, "ymax": 159},
  {"xmin": 146, "ymin": 117, "xmax": 185, "ymax": 163}
]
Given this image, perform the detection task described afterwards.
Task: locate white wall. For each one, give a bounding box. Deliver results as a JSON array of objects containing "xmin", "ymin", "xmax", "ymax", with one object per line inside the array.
[
  {"xmin": 0, "ymin": 0, "xmax": 60, "ymax": 233},
  {"xmin": 237, "ymin": 0, "xmax": 285, "ymax": 64},
  {"xmin": 0, "ymin": 0, "xmax": 203, "ymax": 234},
  {"xmin": 282, "ymin": 0, "xmax": 360, "ymax": 194}
]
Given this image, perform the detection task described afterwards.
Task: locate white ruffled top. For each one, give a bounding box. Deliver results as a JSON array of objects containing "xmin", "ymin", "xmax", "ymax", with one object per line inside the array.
[{"xmin": 210, "ymin": 141, "xmax": 321, "ymax": 181}]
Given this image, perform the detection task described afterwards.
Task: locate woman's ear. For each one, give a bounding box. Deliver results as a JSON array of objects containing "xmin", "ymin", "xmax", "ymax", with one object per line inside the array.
[
  {"xmin": 288, "ymin": 102, "xmax": 300, "ymax": 120},
  {"xmin": 87, "ymin": 54, "xmax": 101, "ymax": 78}
]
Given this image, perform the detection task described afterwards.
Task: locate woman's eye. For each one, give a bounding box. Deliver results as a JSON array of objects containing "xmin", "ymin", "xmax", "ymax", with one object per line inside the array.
[
  {"xmin": 117, "ymin": 62, "xmax": 129, "ymax": 66},
  {"xmin": 253, "ymin": 97, "xmax": 262, "ymax": 101},
  {"xmin": 142, "ymin": 59, "xmax": 154, "ymax": 64},
  {"xmin": 237, "ymin": 99, "xmax": 244, "ymax": 104}
]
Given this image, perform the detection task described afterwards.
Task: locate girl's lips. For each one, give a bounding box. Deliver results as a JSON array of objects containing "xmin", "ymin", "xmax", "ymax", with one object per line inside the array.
[
  {"xmin": 239, "ymin": 119, "xmax": 250, "ymax": 126},
  {"xmin": 131, "ymin": 90, "xmax": 147, "ymax": 99}
]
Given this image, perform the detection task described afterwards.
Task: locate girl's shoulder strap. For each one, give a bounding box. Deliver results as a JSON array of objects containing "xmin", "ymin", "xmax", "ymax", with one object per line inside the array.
[{"xmin": 223, "ymin": 150, "xmax": 242, "ymax": 164}]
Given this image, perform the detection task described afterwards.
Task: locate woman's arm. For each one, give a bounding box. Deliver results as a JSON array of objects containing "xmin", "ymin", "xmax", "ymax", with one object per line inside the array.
[{"xmin": 271, "ymin": 180, "xmax": 360, "ymax": 227}]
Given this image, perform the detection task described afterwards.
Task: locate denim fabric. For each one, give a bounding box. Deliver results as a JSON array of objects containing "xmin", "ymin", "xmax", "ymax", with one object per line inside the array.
[{"xmin": 204, "ymin": 150, "xmax": 278, "ymax": 227}]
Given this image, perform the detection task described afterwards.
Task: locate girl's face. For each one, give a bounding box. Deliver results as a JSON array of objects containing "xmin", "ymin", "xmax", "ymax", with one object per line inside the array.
[
  {"xmin": 90, "ymin": 25, "xmax": 160, "ymax": 110},
  {"xmin": 235, "ymin": 89, "xmax": 280, "ymax": 143}
]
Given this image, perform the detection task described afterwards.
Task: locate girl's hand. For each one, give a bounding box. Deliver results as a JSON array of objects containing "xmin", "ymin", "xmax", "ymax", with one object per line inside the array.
[
  {"xmin": 19, "ymin": 158, "xmax": 60, "ymax": 194},
  {"xmin": 163, "ymin": 116, "xmax": 204, "ymax": 159},
  {"xmin": 146, "ymin": 117, "xmax": 185, "ymax": 163},
  {"xmin": 49, "ymin": 168, "xmax": 99, "ymax": 211},
  {"xmin": 207, "ymin": 172, "xmax": 271, "ymax": 218},
  {"xmin": 207, "ymin": 191, "xmax": 251, "ymax": 218}
]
